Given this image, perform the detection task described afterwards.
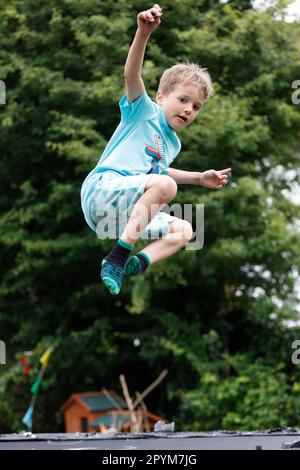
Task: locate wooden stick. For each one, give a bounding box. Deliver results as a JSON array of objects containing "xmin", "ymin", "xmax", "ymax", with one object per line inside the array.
[
  {"xmin": 102, "ymin": 387, "xmax": 123, "ymax": 409},
  {"xmin": 132, "ymin": 369, "xmax": 168, "ymax": 409},
  {"xmin": 119, "ymin": 374, "xmax": 139, "ymax": 432},
  {"xmin": 136, "ymin": 391, "xmax": 150, "ymax": 432}
]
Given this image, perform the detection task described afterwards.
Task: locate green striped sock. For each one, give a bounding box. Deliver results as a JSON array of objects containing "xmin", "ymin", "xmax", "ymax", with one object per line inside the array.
[{"xmin": 124, "ymin": 251, "xmax": 151, "ymax": 277}]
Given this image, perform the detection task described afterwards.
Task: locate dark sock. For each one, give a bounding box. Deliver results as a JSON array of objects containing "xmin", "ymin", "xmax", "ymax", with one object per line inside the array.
[
  {"xmin": 105, "ymin": 239, "xmax": 133, "ymax": 269},
  {"xmin": 124, "ymin": 251, "xmax": 152, "ymax": 277},
  {"xmin": 135, "ymin": 252, "xmax": 151, "ymax": 272}
]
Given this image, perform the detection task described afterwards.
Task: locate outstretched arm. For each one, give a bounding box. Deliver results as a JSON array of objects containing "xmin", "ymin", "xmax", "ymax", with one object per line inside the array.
[
  {"xmin": 124, "ymin": 4, "xmax": 163, "ymax": 103},
  {"xmin": 168, "ymin": 168, "xmax": 201, "ymax": 185},
  {"xmin": 169, "ymin": 168, "xmax": 232, "ymax": 189}
]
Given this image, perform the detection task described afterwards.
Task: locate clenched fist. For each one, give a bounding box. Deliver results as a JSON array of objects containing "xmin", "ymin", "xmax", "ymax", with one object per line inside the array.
[{"xmin": 137, "ymin": 4, "xmax": 163, "ymax": 35}]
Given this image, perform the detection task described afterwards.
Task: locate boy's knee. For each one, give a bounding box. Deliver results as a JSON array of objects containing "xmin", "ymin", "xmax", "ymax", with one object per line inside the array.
[
  {"xmin": 176, "ymin": 220, "xmax": 194, "ymax": 243},
  {"xmin": 181, "ymin": 220, "xmax": 194, "ymax": 242},
  {"xmin": 156, "ymin": 175, "xmax": 177, "ymax": 202},
  {"xmin": 146, "ymin": 175, "xmax": 177, "ymax": 202},
  {"xmin": 167, "ymin": 219, "xmax": 193, "ymax": 244}
]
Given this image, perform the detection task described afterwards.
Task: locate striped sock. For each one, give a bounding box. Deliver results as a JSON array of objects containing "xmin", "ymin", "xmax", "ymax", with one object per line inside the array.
[
  {"xmin": 105, "ymin": 239, "xmax": 133, "ymax": 269},
  {"xmin": 124, "ymin": 251, "xmax": 152, "ymax": 277},
  {"xmin": 101, "ymin": 239, "xmax": 133, "ymax": 295}
]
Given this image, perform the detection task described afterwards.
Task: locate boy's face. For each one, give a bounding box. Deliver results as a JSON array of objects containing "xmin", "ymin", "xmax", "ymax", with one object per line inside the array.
[{"xmin": 156, "ymin": 83, "xmax": 204, "ymax": 131}]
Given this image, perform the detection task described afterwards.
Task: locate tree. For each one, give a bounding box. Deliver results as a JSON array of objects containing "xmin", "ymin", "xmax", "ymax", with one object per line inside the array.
[{"xmin": 0, "ymin": 0, "xmax": 300, "ymax": 432}]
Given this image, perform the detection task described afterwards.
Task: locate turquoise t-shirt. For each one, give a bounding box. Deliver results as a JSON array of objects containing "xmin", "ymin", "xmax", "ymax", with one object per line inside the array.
[{"xmin": 81, "ymin": 90, "xmax": 181, "ymax": 230}]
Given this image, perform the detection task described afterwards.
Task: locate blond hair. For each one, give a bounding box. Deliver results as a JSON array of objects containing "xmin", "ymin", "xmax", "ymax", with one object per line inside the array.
[{"xmin": 158, "ymin": 61, "xmax": 214, "ymax": 103}]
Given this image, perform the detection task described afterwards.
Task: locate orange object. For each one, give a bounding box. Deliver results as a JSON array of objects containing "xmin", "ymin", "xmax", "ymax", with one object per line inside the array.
[{"xmin": 60, "ymin": 391, "xmax": 164, "ymax": 433}]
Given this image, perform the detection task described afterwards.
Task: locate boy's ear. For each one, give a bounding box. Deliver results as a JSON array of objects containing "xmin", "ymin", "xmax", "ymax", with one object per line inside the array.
[{"xmin": 156, "ymin": 90, "xmax": 163, "ymax": 105}]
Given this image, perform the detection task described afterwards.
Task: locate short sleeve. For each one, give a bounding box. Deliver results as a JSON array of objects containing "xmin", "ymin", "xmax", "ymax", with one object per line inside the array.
[
  {"xmin": 160, "ymin": 168, "xmax": 170, "ymax": 175},
  {"xmin": 119, "ymin": 90, "xmax": 158, "ymax": 122}
]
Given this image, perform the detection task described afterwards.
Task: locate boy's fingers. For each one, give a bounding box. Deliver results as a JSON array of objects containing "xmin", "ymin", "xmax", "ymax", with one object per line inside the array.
[
  {"xmin": 220, "ymin": 168, "xmax": 231, "ymax": 175},
  {"xmin": 216, "ymin": 173, "xmax": 227, "ymax": 183},
  {"xmin": 148, "ymin": 12, "xmax": 161, "ymax": 21},
  {"xmin": 144, "ymin": 11, "xmax": 161, "ymax": 23},
  {"xmin": 139, "ymin": 3, "xmax": 162, "ymax": 22},
  {"xmin": 139, "ymin": 11, "xmax": 147, "ymax": 20},
  {"xmin": 153, "ymin": 3, "xmax": 162, "ymax": 11},
  {"xmin": 142, "ymin": 11, "xmax": 154, "ymax": 22},
  {"xmin": 151, "ymin": 8, "xmax": 162, "ymax": 16},
  {"xmin": 148, "ymin": 10, "xmax": 159, "ymax": 21},
  {"xmin": 149, "ymin": 5, "xmax": 163, "ymax": 16}
]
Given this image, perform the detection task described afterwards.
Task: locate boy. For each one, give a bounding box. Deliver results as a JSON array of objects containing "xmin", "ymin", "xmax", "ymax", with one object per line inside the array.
[{"xmin": 81, "ymin": 4, "xmax": 231, "ymax": 295}]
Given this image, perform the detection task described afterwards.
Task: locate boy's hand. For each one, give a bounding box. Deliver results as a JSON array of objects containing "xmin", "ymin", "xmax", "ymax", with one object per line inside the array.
[
  {"xmin": 137, "ymin": 4, "xmax": 163, "ymax": 35},
  {"xmin": 199, "ymin": 168, "xmax": 232, "ymax": 190}
]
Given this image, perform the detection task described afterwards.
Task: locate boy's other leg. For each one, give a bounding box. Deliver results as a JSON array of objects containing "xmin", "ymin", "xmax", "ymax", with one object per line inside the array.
[
  {"xmin": 142, "ymin": 218, "xmax": 194, "ymax": 263},
  {"xmin": 101, "ymin": 175, "xmax": 177, "ymax": 295},
  {"xmin": 125, "ymin": 219, "xmax": 193, "ymax": 276},
  {"xmin": 120, "ymin": 175, "xmax": 177, "ymax": 246}
]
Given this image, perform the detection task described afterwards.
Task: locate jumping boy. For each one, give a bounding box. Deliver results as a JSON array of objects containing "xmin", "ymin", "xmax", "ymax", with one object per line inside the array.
[{"xmin": 81, "ymin": 4, "xmax": 231, "ymax": 295}]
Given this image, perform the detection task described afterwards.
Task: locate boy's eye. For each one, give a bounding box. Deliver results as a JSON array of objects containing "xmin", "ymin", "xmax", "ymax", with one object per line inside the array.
[{"xmin": 179, "ymin": 97, "xmax": 186, "ymax": 103}]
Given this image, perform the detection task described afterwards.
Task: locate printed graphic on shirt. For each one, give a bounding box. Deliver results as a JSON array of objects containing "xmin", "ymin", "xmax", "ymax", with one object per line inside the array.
[
  {"xmin": 155, "ymin": 134, "xmax": 166, "ymax": 166},
  {"xmin": 146, "ymin": 134, "xmax": 167, "ymax": 174}
]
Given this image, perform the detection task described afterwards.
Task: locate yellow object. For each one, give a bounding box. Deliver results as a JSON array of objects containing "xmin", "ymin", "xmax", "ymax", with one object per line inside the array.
[{"xmin": 40, "ymin": 347, "xmax": 54, "ymax": 366}]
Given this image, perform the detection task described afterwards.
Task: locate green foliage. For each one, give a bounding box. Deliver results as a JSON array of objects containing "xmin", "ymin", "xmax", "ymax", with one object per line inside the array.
[
  {"xmin": 0, "ymin": 0, "xmax": 300, "ymax": 432},
  {"xmin": 180, "ymin": 355, "xmax": 300, "ymax": 431}
]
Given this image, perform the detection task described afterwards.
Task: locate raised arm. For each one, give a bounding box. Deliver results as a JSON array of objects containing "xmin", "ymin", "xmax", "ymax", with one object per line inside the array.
[{"xmin": 124, "ymin": 4, "xmax": 163, "ymax": 104}]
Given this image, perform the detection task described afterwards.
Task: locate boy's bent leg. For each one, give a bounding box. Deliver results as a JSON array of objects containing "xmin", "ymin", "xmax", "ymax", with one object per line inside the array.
[
  {"xmin": 139, "ymin": 218, "xmax": 193, "ymax": 263},
  {"xmin": 101, "ymin": 175, "xmax": 177, "ymax": 294},
  {"xmin": 120, "ymin": 175, "xmax": 177, "ymax": 246},
  {"xmin": 125, "ymin": 219, "xmax": 193, "ymax": 276}
]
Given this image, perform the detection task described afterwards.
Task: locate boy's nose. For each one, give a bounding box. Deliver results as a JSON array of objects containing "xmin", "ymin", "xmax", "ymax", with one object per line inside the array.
[{"xmin": 184, "ymin": 104, "xmax": 193, "ymax": 114}]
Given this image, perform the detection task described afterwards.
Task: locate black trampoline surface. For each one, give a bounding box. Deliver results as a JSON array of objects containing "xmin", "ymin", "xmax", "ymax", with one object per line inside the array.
[{"xmin": 1, "ymin": 428, "xmax": 300, "ymax": 450}]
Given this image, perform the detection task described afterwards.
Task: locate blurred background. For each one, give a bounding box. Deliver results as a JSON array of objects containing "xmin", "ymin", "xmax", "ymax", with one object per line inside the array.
[{"xmin": 0, "ymin": 0, "xmax": 300, "ymax": 433}]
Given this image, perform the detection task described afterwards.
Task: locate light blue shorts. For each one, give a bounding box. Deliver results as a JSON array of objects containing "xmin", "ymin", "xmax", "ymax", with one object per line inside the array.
[{"xmin": 90, "ymin": 171, "xmax": 176, "ymax": 240}]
